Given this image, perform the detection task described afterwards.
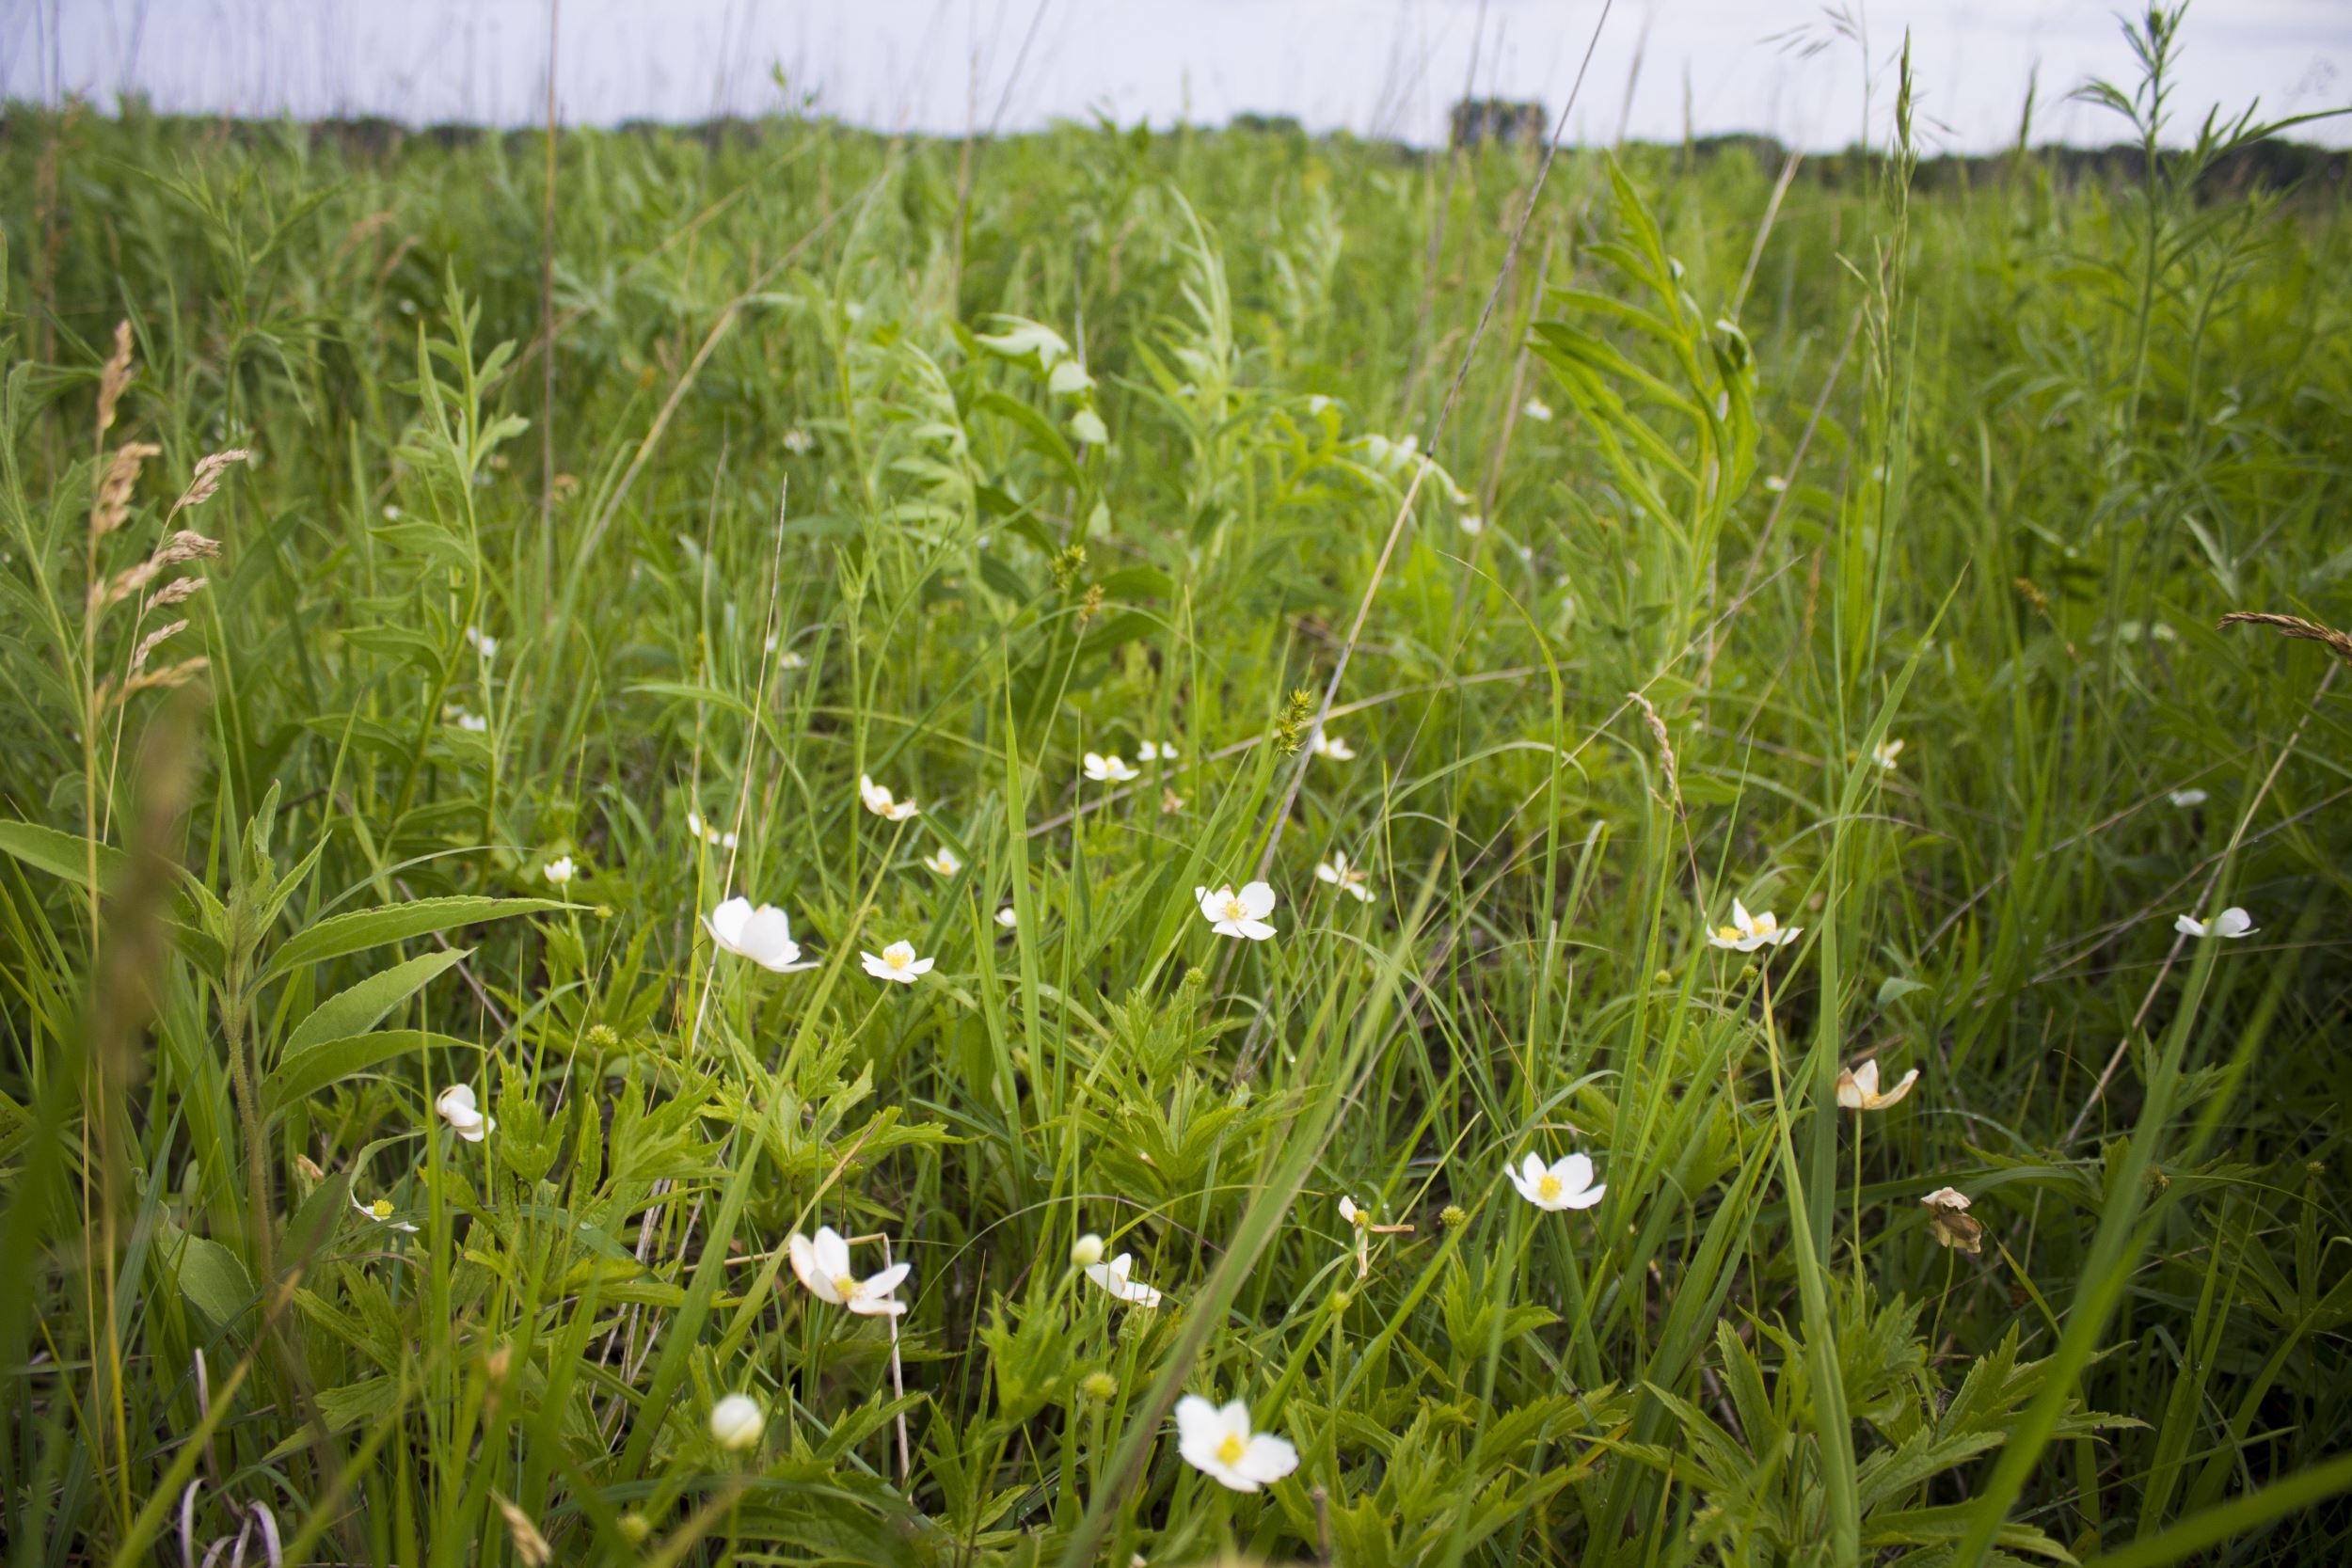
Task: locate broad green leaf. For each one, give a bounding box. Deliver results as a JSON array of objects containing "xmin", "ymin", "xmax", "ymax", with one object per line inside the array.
[
  {"xmin": 263, "ymin": 1028, "xmax": 476, "ymax": 1117},
  {"xmin": 0, "ymin": 819, "xmax": 129, "ymax": 891},
  {"xmin": 172, "ymin": 1231, "xmax": 254, "ymax": 1331},
  {"xmin": 267, "ymin": 895, "xmax": 562, "ymax": 978},
  {"xmin": 283, "ymin": 948, "xmax": 471, "ymax": 1057}
]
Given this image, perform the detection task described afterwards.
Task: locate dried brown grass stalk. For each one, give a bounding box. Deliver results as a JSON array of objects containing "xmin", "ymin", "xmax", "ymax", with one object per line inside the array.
[
  {"xmin": 170, "ymin": 449, "xmax": 251, "ymax": 515},
  {"xmin": 2219, "ymin": 610, "xmax": 2352, "ymax": 668},
  {"xmin": 88, "ymin": 442, "xmax": 160, "ymax": 541},
  {"xmin": 95, "ymin": 320, "xmax": 135, "ymax": 437},
  {"xmin": 1627, "ymin": 689, "xmax": 1682, "ymax": 812}
]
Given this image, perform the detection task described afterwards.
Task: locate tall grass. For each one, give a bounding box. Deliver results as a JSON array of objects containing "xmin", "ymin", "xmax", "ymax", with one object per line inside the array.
[{"xmin": 5, "ymin": 11, "xmax": 2351, "ymax": 1563}]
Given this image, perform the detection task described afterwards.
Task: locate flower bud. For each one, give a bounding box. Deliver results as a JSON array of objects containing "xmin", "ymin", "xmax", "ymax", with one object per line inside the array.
[
  {"xmin": 1440, "ymin": 1205, "xmax": 1468, "ymax": 1230},
  {"xmin": 708, "ymin": 1393, "xmax": 765, "ymax": 1451},
  {"xmin": 1080, "ymin": 1371, "xmax": 1119, "ymax": 1404},
  {"xmin": 1071, "ymin": 1233, "xmax": 1105, "ymax": 1268}
]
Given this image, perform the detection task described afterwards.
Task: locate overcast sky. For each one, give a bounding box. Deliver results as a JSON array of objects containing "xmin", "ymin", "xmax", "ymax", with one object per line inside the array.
[{"xmin": 7, "ymin": 1, "xmax": 2348, "ymax": 153}]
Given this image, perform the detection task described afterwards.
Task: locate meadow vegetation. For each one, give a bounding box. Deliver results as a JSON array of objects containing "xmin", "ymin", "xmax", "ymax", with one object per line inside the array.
[{"xmin": 4, "ymin": 10, "xmax": 2352, "ymax": 1563}]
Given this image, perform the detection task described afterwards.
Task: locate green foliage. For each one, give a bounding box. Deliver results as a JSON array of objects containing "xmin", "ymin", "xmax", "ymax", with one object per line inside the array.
[{"xmin": 4, "ymin": 13, "xmax": 2351, "ymax": 1561}]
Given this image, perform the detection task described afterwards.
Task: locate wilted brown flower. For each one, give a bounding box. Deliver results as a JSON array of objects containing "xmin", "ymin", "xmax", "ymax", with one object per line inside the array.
[{"xmin": 1921, "ymin": 1186, "xmax": 1983, "ymax": 1255}]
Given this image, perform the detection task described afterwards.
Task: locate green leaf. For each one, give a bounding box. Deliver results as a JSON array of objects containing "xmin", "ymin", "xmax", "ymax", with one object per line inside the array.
[
  {"xmin": 1876, "ymin": 976, "xmax": 1931, "ymax": 1007},
  {"xmin": 283, "ymin": 949, "xmax": 471, "ymax": 1058},
  {"xmin": 172, "ymin": 1231, "xmax": 254, "ymax": 1331},
  {"xmin": 267, "ymin": 895, "xmax": 563, "ymax": 978},
  {"xmin": 0, "ymin": 819, "xmax": 130, "ymax": 891},
  {"xmin": 263, "ymin": 1029, "xmax": 476, "ymax": 1117}
]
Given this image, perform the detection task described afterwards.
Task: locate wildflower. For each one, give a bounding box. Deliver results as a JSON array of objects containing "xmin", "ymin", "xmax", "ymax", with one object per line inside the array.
[
  {"xmin": 778, "ymin": 649, "xmax": 807, "ymax": 670},
  {"xmin": 1083, "ymin": 752, "xmax": 1140, "ymax": 783},
  {"xmin": 787, "ymin": 1225, "xmax": 911, "ymax": 1315},
  {"xmin": 1162, "ymin": 788, "xmax": 1185, "ymax": 815},
  {"xmin": 449, "ymin": 707, "xmax": 488, "ymax": 734},
  {"xmin": 2175, "ymin": 907, "xmax": 2255, "ymax": 940},
  {"xmin": 783, "ymin": 427, "xmax": 815, "ymax": 454},
  {"xmin": 1708, "ymin": 899, "xmax": 1800, "ymax": 952},
  {"xmin": 996, "ymin": 906, "xmax": 1020, "ymax": 929},
  {"xmin": 1137, "ymin": 739, "xmax": 1178, "ymax": 763},
  {"xmin": 1762, "ymin": 474, "xmax": 1788, "ymax": 494},
  {"xmin": 1083, "ymin": 1251, "xmax": 1165, "ymax": 1308},
  {"xmin": 1835, "ymin": 1059, "xmax": 1920, "ymax": 1112},
  {"xmin": 709, "ymin": 1393, "xmax": 766, "ymax": 1450},
  {"xmin": 1174, "ymin": 1396, "xmax": 1298, "ymax": 1493},
  {"xmin": 860, "ymin": 773, "xmax": 920, "ymax": 821},
  {"xmin": 435, "ymin": 1084, "xmax": 495, "ymax": 1143},
  {"xmin": 1048, "ymin": 358, "xmax": 1096, "ymax": 397},
  {"xmin": 465, "ymin": 626, "xmax": 498, "ymax": 660},
  {"xmin": 1507, "ymin": 1151, "xmax": 1605, "ymax": 1212},
  {"xmin": 1071, "ymin": 1232, "xmax": 1105, "ymax": 1268},
  {"xmin": 544, "ymin": 855, "xmax": 575, "ymax": 887},
  {"xmin": 2168, "ymin": 787, "xmax": 2207, "ymax": 809},
  {"xmin": 1522, "ymin": 397, "xmax": 1553, "ymax": 422},
  {"xmin": 1310, "ymin": 730, "xmax": 1356, "ymax": 761},
  {"xmin": 1080, "ymin": 1370, "xmax": 1120, "ymax": 1403},
  {"xmin": 1307, "ymin": 394, "xmax": 1334, "ymax": 417},
  {"xmin": 1314, "ymin": 852, "xmax": 1374, "ymax": 904},
  {"xmin": 704, "ymin": 897, "xmax": 814, "ymax": 973},
  {"xmin": 921, "ymin": 846, "xmax": 962, "ymax": 878},
  {"xmin": 1458, "ymin": 513, "xmax": 1486, "ymax": 537},
  {"xmin": 685, "ymin": 811, "xmax": 739, "ymax": 851},
  {"xmin": 861, "ymin": 940, "xmax": 934, "ymax": 984},
  {"xmin": 1870, "ymin": 738, "xmax": 1905, "ymax": 771},
  {"xmin": 1339, "ymin": 1196, "xmax": 1369, "ymax": 1229},
  {"xmin": 1921, "ymin": 1187, "xmax": 1984, "ymax": 1254},
  {"xmin": 350, "ymin": 1193, "xmax": 419, "ymax": 1233},
  {"xmin": 1196, "ymin": 881, "xmax": 1278, "ymax": 942}
]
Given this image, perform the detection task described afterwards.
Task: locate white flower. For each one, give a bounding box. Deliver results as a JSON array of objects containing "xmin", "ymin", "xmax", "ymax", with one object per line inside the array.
[
  {"xmin": 778, "ymin": 649, "xmax": 807, "ymax": 670},
  {"xmin": 1083, "ymin": 1252, "xmax": 1165, "ymax": 1308},
  {"xmin": 544, "ymin": 855, "xmax": 575, "ymax": 887},
  {"xmin": 1339, "ymin": 1196, "xmax": 1368, "ymax": 1228},
  {"xmin": 1196, "ymin": 881, "xmax": 1278, "ymax": 942},
  {"xmin": 860, "ymin": 774, "xmax": 919, "ymax": 821},
  {"xmin": 786, "ymin": 1225, "xmax": 911, "ymax": 1315},
  {"xmin": 1048, "ymin": 358, "xmax": 1095, "ymax": 397},
  {"xmin": 1522, "ymin": 397, "xmax": 1553, "ymax": 422},
  {"xmin": 783, "ymin": 427, "xmax": 815, "ymax": 454},
  {"xmin": 1083, "ymin": 752, "xmax": 1139, "ymax": 783},
  {"xmin": 449, "ymin": 708, "xmax": 488, "ymax": 734},
  {"xmin": 1763, "ymin": 474, "xmax": 1788, "ymax": 493},
  {"xmin": 465, "ymin": 626, "xmax": 498, "ymax": 660},
  {"xmin": 1507, "ymin": 1151, "xmax": 1605, "ymax": 1212},
  {"xmin": 995, "ymin": 905, "xmax": 1020, "ymax": 929},
  {"xmin": 435, "ymin": 1084, "xmax": 495, "ymax": 1143},
  {"xmin": 1174, "ymin": 1396, "xmax": 1298, "ymax": 1493},
  {"xmin": 351, "ymin": 1193, "xmax": 419, "ymax": 1233},
  {"xmin": 921, "ymin": 846, "xmax": 962, "ymax": 877},
  {"xmin": 1071, "ymin": 1232, "xmax": 1105, "ymax": 1268},
  {"xmin": 1708, "ymin": 898, "xmax": 1800, "ymax": 952},
  {"xmin": 2175, "ymin": 907, "xmax": 2255, "ymax": 940},
  {"xmin": 1835, "ymin": 1058, "xmax": 1920, "ymax": 1111},
  {"xmin": 1307, "ymin": 393, "xmax": 1334, "ymax": 417},
  {"xmin": 1310, "ymin": 730, "xmax": 1356, "ymax": 761},
  {"xmin": 1870, "ymin": 738, "xmax": 1905, "ymax": 771},
  {"xmin": 1069, "ymin": 408, "xmax": 1110, "ymax": 446},
  {"xmin": 1314, "ymin": 852, "xmax": 1374, "ymax": 904},
  {"xmin": 709, "ymin": 1394, "xmax": 765, "ymax": 1450},
  {"xmin": 704, "ymin": 897, "xmax": 814, "ymax": 973},
  {"xmin": 861, "ymin": 940, "xmax": 934, "ymax": 984},
  {"xmin": 1458, "ymin": 513, "xmax": 1485, "ymax": 537},
  {"xmin": 2168, "ymin": 787, "xmax": 2208, "ymax": 809},
  {"xmin": 1161, "ymin": 789, "xmax": 1185, "ymax": 814},
  {"xmin": 684, "ymin": 811, "xmax": 739, "ymax": 851},
  {"xmin": 1136, "ymin": 740, "xmax": 1178, "ymax": 763}
]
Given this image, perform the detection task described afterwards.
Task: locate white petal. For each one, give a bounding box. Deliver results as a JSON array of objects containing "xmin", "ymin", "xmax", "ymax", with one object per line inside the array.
[
  {"xmin": 787, "ymin": 1232, "xmax": 841, "ymax": 1302},
  {"xmin": 1241, "ymin": 1433, "xmax": 1299, "ymax": 1484},
  {"xmin": 1237, "ymin": 881, "xmax": 1277, "ymax": 918},
  {"xmin": 2211, "ymin": 907, "xmax": 2255, "ymax": 938},
  {"xmin": 1553, "ymin": 1153, "xmax": 1594, "ymax": 1196},
  {"xmin": 1174, "ymin": 1394, "xmax": 1220, "ymax": 1450},
  {"xmin": 2174, "ymin": 913, "xmax": 2208, "ymax": 938}
]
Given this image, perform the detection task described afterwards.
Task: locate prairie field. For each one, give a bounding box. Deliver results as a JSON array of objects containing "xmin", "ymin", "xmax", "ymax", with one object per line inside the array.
[{"xmin": 6, "ymin": 15, "xmax": 2352, "ymax": 1566}]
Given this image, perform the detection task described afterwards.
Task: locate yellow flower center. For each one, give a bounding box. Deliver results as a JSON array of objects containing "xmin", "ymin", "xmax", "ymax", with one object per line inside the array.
[
  {"xmin": 834, "ymin": 1275, "xmax": 861, "ymax": 1299},
  {"xmin": 370, "ymin": 1198, "xmax": 394, "ymax": 1220},
  {"xmin": 1536, "ymin": 1174, "xmax": 1563, "ymax": 1202},
  {"xmin": 1220, "ymin": 896, "xmax": 1247, "ymax": 920},
  {"xmin": 1753, "ymin": 913, "xmax": 1777, "ymax": 934},
  {"xmin": 1716, "ymin": 925, "xmax": 1742, "ymax": 942},
  {"xmin": 1216, "ymin": 1433, "xmax": 1248, "ymax": 1466},
  {"xmin": 886, "ymin": 950, "xmax": 908, "ymax": 970}
]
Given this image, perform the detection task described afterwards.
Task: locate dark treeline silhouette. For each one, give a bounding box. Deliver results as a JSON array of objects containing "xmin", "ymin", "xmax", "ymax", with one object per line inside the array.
[{"xmin": 5, "ymin": 101, "xmax": 2344, "ymax": 202}]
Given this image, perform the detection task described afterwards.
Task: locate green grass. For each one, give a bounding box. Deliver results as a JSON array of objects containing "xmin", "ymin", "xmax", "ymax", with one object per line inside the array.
[{"xmin": 6, "ymin": 12, "xmax": 2352, "ymax": 1564}]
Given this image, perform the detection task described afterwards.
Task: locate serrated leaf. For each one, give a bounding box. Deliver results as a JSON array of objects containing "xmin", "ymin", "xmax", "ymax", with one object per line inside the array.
[{"xmin": 284, "ymin": 948, "xmax": 471, "ymax": 1057}]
